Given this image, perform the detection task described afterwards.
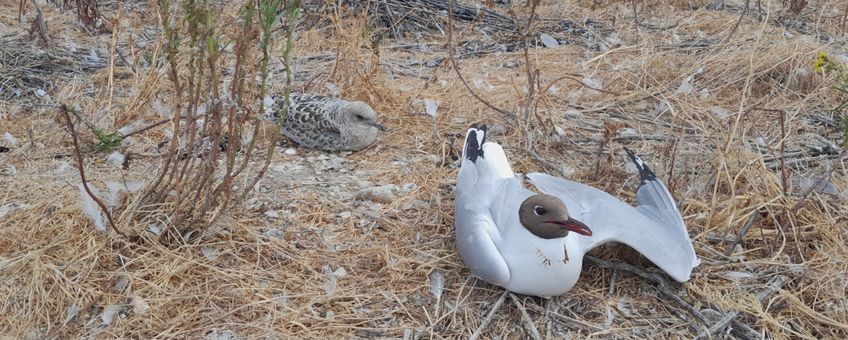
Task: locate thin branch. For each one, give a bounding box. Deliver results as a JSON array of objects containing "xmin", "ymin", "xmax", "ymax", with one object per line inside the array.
[
  {"xmin": 585, "ymin": 255, "xmax": 710, "ymax": 330},
  {"xmin": 469, "ymin": 290, "xmax": 508, "ymax": 340},
  {"xmin": 446, "ymin": 0, "xmax": 514, "ymax": 120},
  {"xmin": 510, "ymin": 293, "xmax": 542, "ymax": 340},
  {"xmin": 724, "ymin": 208, "xmax": 762, "ymax": 258},
  {"xmin": 693, "ymin": 275, "xmax": 791, "ymax": 340},
  {"xmin": 60, "ymin": 104, "xmax": 125, "ymax": 237},
  {"xmin": 721, "ymin": 0, "xmax": 751, "ymax": 44}
]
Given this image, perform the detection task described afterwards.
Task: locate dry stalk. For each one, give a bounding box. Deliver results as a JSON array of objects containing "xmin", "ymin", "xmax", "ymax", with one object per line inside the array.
[
  {"xmin": 468, "ymin": 290, "xmax": 508, "ymax": 340},
  {"xmin": 27, "ymin": 0, "xmax": 51, "ymax": 47},
  {"xmin": 693, "ymin": 275, "xmax": 792, "ymax": 340},
  {"xmin": 59, "ymin": 104, "xmax": 125, "ymax": 237},
  {"xmin": 445, "ymin": 0, "xmax": 513, "ymax": 120},
  {"xmin": 722, "ymin": 0, "xmax": 750, "ymax": 44},
  {"xmin": 585, "ymin": 255, "xmax": 710, "ymax": 332},
  {"xmin": 510, "ymin": 293, "xmax": 542, "ymax": 340},
  {"xmin": 724, "ymin": 208, "xmax": 762, "ymax": 258}
]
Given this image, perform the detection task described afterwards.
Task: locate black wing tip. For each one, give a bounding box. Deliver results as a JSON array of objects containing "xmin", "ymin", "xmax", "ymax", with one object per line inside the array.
[
  {"xmin": 464, "ymin": 124, "xmax": 488, "ymax": 163},
  {"xmin": 623, "ymin": 147, "xmax": 657, "ymax": 181}
]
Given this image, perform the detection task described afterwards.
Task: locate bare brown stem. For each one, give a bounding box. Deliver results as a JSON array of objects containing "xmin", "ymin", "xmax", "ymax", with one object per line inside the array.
[
  {"xmin": 60, "ymin": 104, "xmax": 125, "ymax": 238},
  {"xmin": 446, "ymin": 0, "xmax": 514, "ymax": 120}
]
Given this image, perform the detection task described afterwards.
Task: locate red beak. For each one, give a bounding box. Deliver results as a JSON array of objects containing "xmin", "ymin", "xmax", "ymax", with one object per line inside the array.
[{"xmin": 549, "ymin": 218, "xmax": 593, "ymax": 236}]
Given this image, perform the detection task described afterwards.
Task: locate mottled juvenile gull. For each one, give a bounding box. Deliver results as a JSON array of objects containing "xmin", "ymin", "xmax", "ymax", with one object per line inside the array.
[
  {"xmin": 454, "ymin": 124, "xmax": 698, "ymax": 297},
  {"xmin": 267, "ymin": 93, "xmax": 385, "ymax": 151}
]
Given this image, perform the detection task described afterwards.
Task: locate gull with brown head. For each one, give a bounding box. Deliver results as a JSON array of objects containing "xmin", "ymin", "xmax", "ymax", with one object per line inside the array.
[{"xmin": 454, "ymin": 124, "xmax": 698, "ymax": 297}]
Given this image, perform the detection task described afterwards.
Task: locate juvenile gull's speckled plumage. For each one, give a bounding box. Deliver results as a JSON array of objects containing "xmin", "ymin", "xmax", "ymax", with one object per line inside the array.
[{"xmin": 267, "ymin": 93, "xmax": 385, "ymax": 151}]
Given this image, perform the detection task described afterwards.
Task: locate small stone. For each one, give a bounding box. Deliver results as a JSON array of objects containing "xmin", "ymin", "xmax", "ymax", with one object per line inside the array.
[
  {"xmin": 284, "ymin": 148, "xmax": 297, "ymax": 155},
  {"xmin": 264, "ymin": 210, "xmax": 280, "ymax": 218},
  {"xmin": 488, "ymin": 124, "xmax": 507, "ymax": 136},
  {"xmin": 617, "ymin": 127, "xmax": 637, "ymax": 138},
  {"xmin": 263, "ymin": 228, "xmax": 284, "ymax": 239},
  {"xmin": 355, "ymin": 185, "xmax": 398, "ymax": 204},
  {"xmin": 565, "ymin": 109, "xmax": 583, "ymax": 119}
]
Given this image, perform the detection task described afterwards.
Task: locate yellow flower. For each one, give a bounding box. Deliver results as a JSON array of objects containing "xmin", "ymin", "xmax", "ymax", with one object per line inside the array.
[{"xmin": 815, "ymin": 51, "xmax": 829, "ymax": 72}]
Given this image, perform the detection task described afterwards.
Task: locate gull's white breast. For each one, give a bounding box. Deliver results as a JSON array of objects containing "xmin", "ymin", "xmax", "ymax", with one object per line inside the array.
[{"xmin": 496, "ymin": 223, "xmax": 584, "ymax": 297}]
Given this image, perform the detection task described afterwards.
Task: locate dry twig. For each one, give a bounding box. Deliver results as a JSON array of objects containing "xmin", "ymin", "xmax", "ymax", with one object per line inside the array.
[
  {"xmin": 469, "ymin": 290, "xmax": 508, "ymax": 340},
  {"xmin": 694, "ymin": 275, "xmax": 792, "ymax": 340},
  {"xmin": 510, "ymin": 293, "xmax": 542, "ymax": 340},
  {"xmin": 59, "ymin": 104, "xmax": 124, "ymax": 237}
]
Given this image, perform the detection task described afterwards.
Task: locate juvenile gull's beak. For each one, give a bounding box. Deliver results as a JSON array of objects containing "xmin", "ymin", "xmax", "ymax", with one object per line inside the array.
[
  {"xmin": 550, "ymin": 218, "xmax": 592, "ymax": 236},
  {"xmin": 373, "ymin": 122, "xmax": 387, "ymax": 132}
]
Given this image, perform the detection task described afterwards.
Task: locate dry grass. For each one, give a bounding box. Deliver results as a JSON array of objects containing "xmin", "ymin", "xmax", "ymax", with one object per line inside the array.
[{"xmin": 1, "ymin": 0, "xmax": 847, "ymax": 338}]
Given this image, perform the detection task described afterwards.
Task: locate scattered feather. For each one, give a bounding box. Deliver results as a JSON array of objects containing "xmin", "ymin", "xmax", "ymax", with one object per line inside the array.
[
  {"xmin": 540, "ymin": 33, "xmax": 559, "ymax": 48},
  {"xmin": 791, "ymin": 175, "xmax": 838, "ymax": 195},
  {"xmin": 153, "ymin": 100, "xmax": 171, "ymax": 118},
  {"xmin": 34, "ymin": 89, "xmax": 47, "ymax": 98},
  {"xmin": 721, "ymin": 271, "xmax": 755, "ymax": 281},
  {"xmin": 55, "ymin": 161, "xmax": 71, "ymax": 173},
  {"xmin": 79, "ymin": 184, "xmax": 105, "ymax": 231},
  {"xmin": 3, "ymin": 132, "xmax": 18, "ymax": 147},
  {"xmin": 101, "ymin": 304, "xmax": 122, "ymax": 325},
  {"xmin": 428, "ymin": 270, "xmax": 444, "ymax": 300},
  {"xmin": 554, "ymin": 125, "xmax": 567, "ymax": 139},
  {"xmin": 473, "ymin": 78, "xmax": 495, "ymax": 92},
  {"xmin": 147, "ymin": 224, "xmax": 162, "ymax": 235},
  {"xmin": 131, "ymin": 296, "xmax": 150, "ymax": 314},
  {"xmin": 123, "ymin": 180, "xmax": 145, "ymax": 192},
  {"xmin": 0, "ymin": 202, "xmax": 29, "ymax": 219},
  {"xmin": 263, "ymin": 95, "xmax": 276, "ymax": 116},
  {"xmin": 64, "ymin": 303, "xmax": 80, "ymax": 324},
  {"xmin": 324, "ymin": 82, "xmax": 341, "ymax": 95},
  {"xmin": 581, "ymin": 77, "xmax": 603, "ymax": 95},
  {"xmin": 322, "ymin": 265, "xmax": 347, "ymax": 296},
  {"xmin": 423, "ymin": 99, "xmax": 438, "ymax": 118},
  {"xmin": 605, "ymin": 305, "xmax": 614, "ymax": 327},
  {"xmin": 676, "ymin": 76, "xmax": 695, "ymax": 94},
  {"xmin": 676, "ymin": 67, "xmax": 705, "ymax": 95},
  {"xmin": 106, "ymin": 152, "xmax": 125, "ymax": 168},
  {"xmin": 112, "ymin": 275, "xmax": 129, "ymax": 293},
  {"xmin": 201, "ymin": 245, "xmax": 220, "ymax": 260},
  {"xmin": 205, "ymin": 329, "xmax": 238, "ymax": 340}
]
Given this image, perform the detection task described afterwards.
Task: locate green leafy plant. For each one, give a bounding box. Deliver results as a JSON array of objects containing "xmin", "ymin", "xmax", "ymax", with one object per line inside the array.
[
  {"xmin": 815, "ymin": 52, "xmax": 848, "ymax": 148},
  {"xmin": 91, "ymin": 127, "xmax": 123, "ymax": 151}
]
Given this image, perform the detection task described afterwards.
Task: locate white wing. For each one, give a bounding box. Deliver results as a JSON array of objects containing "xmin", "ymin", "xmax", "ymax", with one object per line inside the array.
[{"xmin": 526, "ymin": 172, "xmax": 698, "ymax": 282}]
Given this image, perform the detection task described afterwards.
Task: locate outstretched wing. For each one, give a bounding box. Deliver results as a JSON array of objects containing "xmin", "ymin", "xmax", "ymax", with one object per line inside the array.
[
  {"xmin": 623, "ymin": 148, "xmax": 688, "ymax": 237},
  {"xmin": 527, "ymin": 171, "xmax": 698, "ymax": 283}
]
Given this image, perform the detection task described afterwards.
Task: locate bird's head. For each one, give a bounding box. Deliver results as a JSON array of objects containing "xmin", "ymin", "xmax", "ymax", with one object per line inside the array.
[
  {"xmin": 519, "ymin": 194, "xmax": 592, "ymax": 239},
  {"xmin": 342, "ymin": 101, "xmax": 385, "ymax": 132}
]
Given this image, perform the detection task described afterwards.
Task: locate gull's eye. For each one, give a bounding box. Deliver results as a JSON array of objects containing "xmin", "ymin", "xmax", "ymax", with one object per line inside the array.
[
  {"xmin": 533, "ymin": 206, "xmax": 546, "ymax": 216},
  {"xmin": 356, "ymin": 115, "xmax": 364, "ymax": 120}
]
